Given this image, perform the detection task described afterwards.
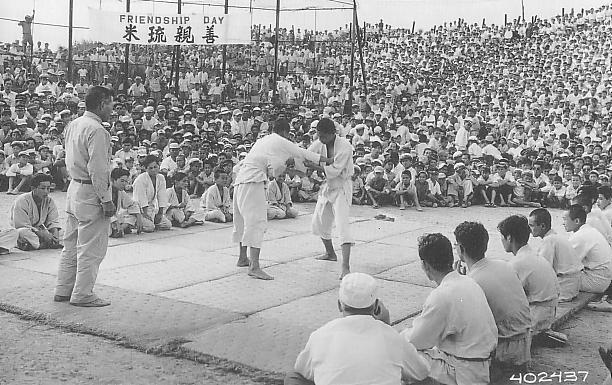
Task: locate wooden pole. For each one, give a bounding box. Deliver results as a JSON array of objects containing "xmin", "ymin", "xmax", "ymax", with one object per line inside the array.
[
  {"xmin": 412, "ymin": 20, "xmax": 415, "ymax": 34},
  {"xmin": 68, "ymin": 0, "xmax": 74, "ymax": 83},
  {"xmin": 221, "ymin": 0, "xmax": 229, "ymax": 80},
  {"xmin": 504, "ymin": 14, "xmax": 507, "ymax": 25},
  {"xmin": 123, "ymin": 0, "xmax": 130, "ymax": 93},
  {"xmin": 272, "ymin": 0, "xmax": 280, "ymax": 104},
  {"xmin": 353, "ymin": 0, "xmax": 367, "ymax": 95},
  {"xmin": 173, "ymin": 0, "xmax": 182, "ymax": 97}
]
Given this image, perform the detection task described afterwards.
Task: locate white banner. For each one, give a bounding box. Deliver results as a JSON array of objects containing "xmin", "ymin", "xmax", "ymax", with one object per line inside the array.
[{"xmin": 88, "ymin": 9, "xmax": 251, "ymax": 45}]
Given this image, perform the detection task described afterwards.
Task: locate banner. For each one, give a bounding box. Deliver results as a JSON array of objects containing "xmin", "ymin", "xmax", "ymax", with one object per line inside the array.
[{"xmin": 88, "ymin": 9, "xmax": 251, "ymax": 45}]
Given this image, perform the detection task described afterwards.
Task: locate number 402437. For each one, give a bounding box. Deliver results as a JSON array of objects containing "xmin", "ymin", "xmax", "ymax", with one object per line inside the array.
[{"xmin": 509, "ymin": 371, "xmax": 589, "ymax": 383}]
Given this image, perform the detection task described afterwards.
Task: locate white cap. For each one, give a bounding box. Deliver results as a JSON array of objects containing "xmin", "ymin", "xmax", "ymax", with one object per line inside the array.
[
  {"xmin": 339, "ymin": 273, "xmax": 378, "ymax": 309},
  {"xmin": 374, "ymin": 165, "xmax": 384, "ymax": 173}
]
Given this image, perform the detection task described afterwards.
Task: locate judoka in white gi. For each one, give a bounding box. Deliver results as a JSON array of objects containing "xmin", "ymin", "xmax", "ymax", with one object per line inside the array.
[
  {"xmin": 132, "ymin": 155, "xmax": 172, "ymax": 231},
  {"xmin": 109, "ymin": 167, "xmax": 148, "ymax": 237},
  {"xmin": 165, "ymin": 171, "xmax": 203, "ymax": 228},
  {"xmin": 201, "ymin": 168, "xmax": 233, "ymax": 223},
  {"xmin": 266, "ymin": 172, "xmax": 298, "ymax": 220},
  {"xmin": 233, "ymin": 118, "xmax": 329, "ymax": 280},
  {"xmin": 10, "ymin": 173, "xmax": 62, "ymax": 250},
  {"xmin": 306, "ymin": 118, "xmax": 354, "ymax": 279}
]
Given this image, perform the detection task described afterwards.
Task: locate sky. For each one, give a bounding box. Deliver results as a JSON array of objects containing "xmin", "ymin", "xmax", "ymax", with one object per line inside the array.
[{"xmin": 1, "ymin": 0, "xmax": 609, "ymax": 49}]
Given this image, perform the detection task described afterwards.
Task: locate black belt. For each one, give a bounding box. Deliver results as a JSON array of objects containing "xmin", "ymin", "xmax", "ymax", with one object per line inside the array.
[{"xmin": 72, "ymin": 178, "xmax": 92, "ymax": 184}]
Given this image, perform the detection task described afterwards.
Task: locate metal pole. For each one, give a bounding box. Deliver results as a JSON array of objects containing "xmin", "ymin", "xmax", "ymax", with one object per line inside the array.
[
  {"xmin": 123, "ymin": 0, "xmax": 130, "ymax": 93},
  {"xmin": 173, "ymin": 0, "xmax": 182, "ymax": 97},
  {"xmin": 68, "ymin": 0, "xmax": 73, "ymax": 83},
  {"xmin": 221, "ymin": 0, "xmax": 229, "ymax": 80},
  {"xmin": 272, "ymin": 0, "xmax": 280, "ymax": 104}
]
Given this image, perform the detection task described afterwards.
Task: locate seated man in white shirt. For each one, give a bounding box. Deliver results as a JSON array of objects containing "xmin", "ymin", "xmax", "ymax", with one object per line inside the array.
[
  {"xmin": 497, "ymin": 215, "xmax": 560, "ymax": 338},
  {"xmin": 286, "ymin": 273, "xmax": 430, "ymax": 385},
  {"xmin": 402, "ymin": 233, "xmax": 497, "ymax": 385},
  {"xmin": 528, "ymin": 208, "xmax": 583, "ymax": 301},
  {"xmin": 453, "ymin": 222, "xmax": 532, "ymax": 373},
  {"xmin": 563, "ymin": 204, "xmax": 612, "ymax": 308}
]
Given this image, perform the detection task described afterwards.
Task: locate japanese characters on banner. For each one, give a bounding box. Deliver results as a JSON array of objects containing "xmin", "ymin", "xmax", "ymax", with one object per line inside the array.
[{"xmin": 88, "ymin": 9, "xmax": 251, "ymax": 45}]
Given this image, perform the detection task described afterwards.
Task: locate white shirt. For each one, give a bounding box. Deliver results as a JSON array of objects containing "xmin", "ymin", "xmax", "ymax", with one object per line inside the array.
[
  {"xmin": 569, "ymin": 224, "xmax": 612, "ymax": 274},
  {"xmin": 536, "ymin": 229, "xmax": 583, "ymax": 276},
  {"xmin": 402, "ymin": 272, "xmax": 497, "ymax": 360},
  {"xmin": 160, "ymin": 156, "xmax": 178, "ymax": 173},
  {"xmin": 510, "ymin": 245, "xmax": 560, "ymax": 304},
  {"xmin": 587, "ymin": 211, "xmax": 612, "ymax": 246},
  {"xmin": 294, "ymin": 315, "xmax": 430, "ymax": 385}
]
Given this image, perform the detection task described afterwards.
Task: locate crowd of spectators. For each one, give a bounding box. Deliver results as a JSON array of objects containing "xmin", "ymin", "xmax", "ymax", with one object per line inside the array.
[{"xmin": 2, "ymin": 5, "xmax": 612, "ymax": 216}]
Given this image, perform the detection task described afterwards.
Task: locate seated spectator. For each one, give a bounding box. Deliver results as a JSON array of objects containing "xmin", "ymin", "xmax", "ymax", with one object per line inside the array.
[
  {"xmin": 528, "ymin": 208, "xmax": 582, "ymax": 302},
  {"xmin": 132, "ymin": 155, "xmax": 172, "ymax": 231},
  {"xmin": 512, "ymin": 170, "xmax": 541, "ymax": 208},
  {"xmin": 9, "ymin": 173, "xmax": 62, "ymax": 250},
  {"xmin": 297, "ymin": 169, "xmax": 321, "ymax": 203},
  {"xmin": 453, "ymin": 222, "xmax": 532, "ymax": 371},
  {"xmin": 165, "ymin": 172, "xmax": 203, "ymax": 228},
  {"xmin": 476, "ymin": 166, "xmax": 498, "ymax": 207},
  {"xmin": 201, "ymin": 168, "xmax": 233, "ymax": 223},
  {"xmin": 563, "ymin": 205, "xmax": 612, "ymax": 294},
  {"xmin": 267, "ymin": 172, "xmax": 298, "ymax": 219},
  {"xmin": 546, "ymin": 176, "xmax": 568, "ymax": 209},
  {"xmin": 365, "ymin": 165, "xmax": 391, "ymax": 209},
  {"xmin": 286, "ymin": 272, "xmax": 429, "ymax": 385},
  {"xmin": 574, "ymin": 193, "xmax": 612, "ymax": 246},
  {"xmin": 447, "ymin": 162, "xmax": 473, "ymax": 208},
  {"xmin": 0, "ymin": 150, "xmax": 7, "ymax": 191},
  {"xmin": 350, "ymin": 165, "xmax": 365, "ymax": 205},
  {"xmin": 497, "ymin": 215, "xmax": 560, "ymax": 337},
  {"xmin": 402, "ymin": 233, "xmax": 497, "ymax": 385},
  {"xmin": 6, "ymin": 150, "xmax": 34, "ymax": 194},
  {"xmin": 110, "ymin": 168, "xmax": 149, "ymax": 237},
  {"xmin": 394, "ymin": 169, "xmax": 422, "ymax": 211}
]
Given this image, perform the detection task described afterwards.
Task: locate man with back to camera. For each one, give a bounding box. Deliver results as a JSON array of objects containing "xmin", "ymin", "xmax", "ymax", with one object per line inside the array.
[
  {"xmin": 286, "ymin": 272, "xmax": 429, "ymax": 385},
  {"xmin": 453, "ymin": 221, "xmax": 532, "ymax": 372},
  {"xmin": 306, "ymin": 117, "xmax": 355, "ymax": 279},
  {"xmin": 497, "ymin": 215, "xmax": 560, "ymax": 339},
  {"xmin": 54, "ymin": 86, "xmax": 116, "ymax": 307},
  {"xmin": 402, "ymin": 233, "xmax": 498, "ymax": 385}
]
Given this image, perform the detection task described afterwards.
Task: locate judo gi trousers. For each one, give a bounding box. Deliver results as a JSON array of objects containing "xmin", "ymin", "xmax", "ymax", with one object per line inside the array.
[
  {"xmin": 233, "ymin": 182, "xmax": 267, "ymax": 248},
  {"xmin": 0, "ymin": 229, "xmax": 18, "ymax": 251},
  {"xmin": 16, "ymin": 227, "xmax": 45, "ymax": 249},
  {"xmin": 55, "ymin": 182, "xmax": 110, "ymax": 304},
  {"xmin": 311, "ymin": 188, "xmax": 354, "ymax": 245}
]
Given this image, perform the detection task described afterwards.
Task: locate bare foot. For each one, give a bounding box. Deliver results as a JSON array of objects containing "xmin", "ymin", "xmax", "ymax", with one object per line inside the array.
[
  {"xmin": 316, "ymin": 253, "xmax": 337, "ymax": 261},
  {"xmin": 236, "ymin": 258, "xmax": 250, "ymax": 267},
  {"xmin": 248, "ymin": 268, "xmax": 274, "ymax": 280},
  {"xmin": 339, "ymin": 268, "xmax": 350, "ymax": 280}
]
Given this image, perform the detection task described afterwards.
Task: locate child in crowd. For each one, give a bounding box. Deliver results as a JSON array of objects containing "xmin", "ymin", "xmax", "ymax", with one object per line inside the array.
[
  {"xmin": 512, "ymin": 169, "xmax": 541, "ymax": 208},
  {"xmin": 447, "ymin": 162, "xmax": 474, "ymax": 208},
  {"xmin": 415, "ymin": 170, "xmax": 437, "ymax": 207},
  {"xmin": 267, "ymin": 172, "xmax": 298, "ymax": 219},
  {"xmin": 351, "ymin": 165, "xmax": 366, "ymax": 205},
  {"xmin": 297, "ymin": 169, "xmax": 320, "ymax": 203},
  {"xmin": 366, "ymin": 166, "xmax": 391, "ymax": 209},
  {"xmin": 565, "ymin": 174, "xmax": 582, "ymax": 202},
  {"xmin": 110, "ymin": 167, "xmax": 150, "ymax": 237},
  {"xmin": 201, "ymin": 168, "xmax": 233, "ymax": 223},
  {"xmin": 6, "ymin": 150, "xmax": 34, "ymax": 194},
  {"xmin": 166, "ymin": 172, "xmax": 203, "ymax": 228},
  {"xmin": 197, "ymin": 160, "xmax": 215, "ymax": 196},
  {"xmin": 546, "ymin": 175, "xmax": 568, "ymax": 208},
  {"xmin": 477, "ymin": 166, "xmax": 498, "ymax": 207},
  {"xmin": 394, "ymin": 169, "xmax": 422, "ymax": 211},
  {"xmin": 427, "ymin": 169, "xmax": 447, "ymax": 207}
]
